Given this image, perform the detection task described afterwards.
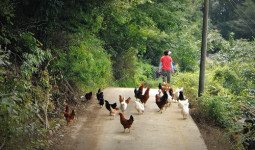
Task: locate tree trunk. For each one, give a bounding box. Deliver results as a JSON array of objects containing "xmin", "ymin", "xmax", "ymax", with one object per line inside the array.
[{"xmin": 198, "ymin": 0, "xmax": 209, "ymax": 97}]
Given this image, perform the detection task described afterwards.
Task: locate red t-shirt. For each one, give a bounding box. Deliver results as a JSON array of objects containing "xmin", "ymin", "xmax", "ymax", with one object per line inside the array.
[{"xmin": 160, "ymin": 56, "xmax": 173, "ymax": 71}]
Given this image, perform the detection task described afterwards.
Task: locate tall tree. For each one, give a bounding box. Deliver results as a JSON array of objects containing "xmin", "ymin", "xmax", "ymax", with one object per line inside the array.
[
  {"xmin": 209, "ymin": 0, "xmax": 255, "ymax": 40},
  {"xmin": 199, "ymin": 0, "xmax": 209, "ymax": 97}
]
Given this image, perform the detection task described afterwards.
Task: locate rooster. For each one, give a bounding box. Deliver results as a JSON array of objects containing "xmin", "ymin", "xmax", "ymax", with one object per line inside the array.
[
  {"xmin": 64, "ymin": 104, "xmax": 76, "ymax": 124},
  {"xmin": 139, "ymin": 87, "xmax": 150, "ymax": 105},
  {"xmin": 134, "ymin": 100, "xmax": 144, "ymax": 115},
  {"xmin": 105, "ymin": 100, "xmax": 117, "ymax": 115},
  {"xmin": 134, "ymin": 83, "xmax": 144, "ymax": 100},
  {"xmin": 110, "ymin": 105, "xmax": 120, "ymax": 120},
  {"xmin": 85, "ymin": 92, "xmax": 93, "ymax": 101},
  {"xmin": 119, "ymin": 112, "xmax": 134, "ymax": 133},
  {"xmin": 155, "ymin": 91, "xmax": 168, "ymax": 113}
]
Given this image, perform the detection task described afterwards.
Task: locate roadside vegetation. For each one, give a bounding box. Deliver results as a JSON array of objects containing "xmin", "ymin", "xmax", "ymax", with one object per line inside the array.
[{"xmin": 0, "ymin": 0, "xmax": 254, "ymax": 149}]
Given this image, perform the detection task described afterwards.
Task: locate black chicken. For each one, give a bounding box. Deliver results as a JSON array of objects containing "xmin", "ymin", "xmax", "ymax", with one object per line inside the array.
[
  {"xmin": 99, "ymin": 98, "xmax": 105, "ymax": 108},
  {"xmin": 134, "ymin": 83, "xmax": 144, "ymax": 99},
  {"xmin": 178, "ymin": 91, "xmax": 185, "ymax": 100},
  {"xmin": 96, "ymin": 88, "xmax": 103, "ymax": 101},
  {"xmin": 85, "ymin": 92, "xmax": 93, "ymax": 101},
  {"xmin": 105, "ymin": 100, "xmax": 117, "ymax": 112}
]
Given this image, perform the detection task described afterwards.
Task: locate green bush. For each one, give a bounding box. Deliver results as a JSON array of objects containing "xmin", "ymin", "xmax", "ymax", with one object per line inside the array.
[
  {"xmin": 136, "ymin": 61, "xmax": 152, "ymax": 80},
  {"xmin": 171, "ymin": 71, "xmax": 199, "ymax": 102},
  {"xmin": 197, "ymin": 95, "xmax": 242, "ymax": 128},
  {"xmin": 114, "ymin": 47, "xmax": 138, "ymax": 85},
  {"xmin": 118, "ymin": 59, "xmax": 154, "ymax": 87},
  {"xmin": 54, "ymin": 35, "xmax": 113, "ymax": 91}
]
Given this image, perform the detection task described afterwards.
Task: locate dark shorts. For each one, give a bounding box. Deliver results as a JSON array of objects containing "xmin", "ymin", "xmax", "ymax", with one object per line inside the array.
[{"xmin": 162, "ymin": 69, "xmax": 171, "ymax": 83}]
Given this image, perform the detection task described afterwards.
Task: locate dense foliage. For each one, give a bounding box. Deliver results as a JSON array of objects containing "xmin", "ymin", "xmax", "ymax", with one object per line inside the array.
[{"xmin": 195, "ymin": 31, "xmax": 255, "ymax": 149}]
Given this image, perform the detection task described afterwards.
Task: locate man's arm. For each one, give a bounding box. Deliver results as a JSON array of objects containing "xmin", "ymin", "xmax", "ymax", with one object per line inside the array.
[
  {"xmin": 158, "ymin": 62, "xmax": 162, "ymax": 72},
  {"xmin": 171, "ymin": 62, "xmax": 174, "ymax": 73}
]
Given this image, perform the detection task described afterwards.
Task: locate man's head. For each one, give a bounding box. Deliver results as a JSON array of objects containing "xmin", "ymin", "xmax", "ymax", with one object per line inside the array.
[
  {"xmin": 164, "ymin": 50, "xmax": 169, "ymax": 55},
  {"xmin": 164, "ymin": 49, "xmax": 172, "ymax": 55}
]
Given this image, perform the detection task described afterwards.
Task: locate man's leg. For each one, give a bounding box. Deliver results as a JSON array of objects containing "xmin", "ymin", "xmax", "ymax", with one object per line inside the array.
[
  {"xmin": 167, "ymin": 70, "xmax": 171, "ymax": 84},
  {"xmin": 162, "ymin": 69, "xmax": 167, "ymax": 83}
]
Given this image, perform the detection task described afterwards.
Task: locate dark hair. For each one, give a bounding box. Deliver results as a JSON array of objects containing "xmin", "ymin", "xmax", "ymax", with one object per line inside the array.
[{"xmin": 164, "ymin": 50, "xmax": 169, "ymax": 55}]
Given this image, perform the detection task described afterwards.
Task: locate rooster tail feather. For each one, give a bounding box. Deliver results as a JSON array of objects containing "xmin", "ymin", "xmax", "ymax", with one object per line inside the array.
[
  {"xmin": 130, "ymin": 115, "xmax": 134, "ymax": 121},
  {"xmin": 112, "ymin": 102, "xmax": 117, "ymax": 108},
  {"xmin": 134, "ymin": 88, "xmax": 137, "ymax": 92},
  {"xmin": 164, "ymin": 91, "xmax": 168, "ymax": 99},
  {"xmin": 158, "ymin": 83, "xmax": 162, "ymax": 89}
]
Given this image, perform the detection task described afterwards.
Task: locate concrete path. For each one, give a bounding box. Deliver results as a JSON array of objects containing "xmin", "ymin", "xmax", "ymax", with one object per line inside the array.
[{"xmin": 52, "ymin": 87, "xmax": 207, "ymax": 150}]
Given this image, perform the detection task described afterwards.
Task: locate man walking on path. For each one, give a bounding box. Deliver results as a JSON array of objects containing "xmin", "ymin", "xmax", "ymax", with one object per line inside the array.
[{"xmin": 158, "ymin": 49, "xmax": 174, "ymax": 85}]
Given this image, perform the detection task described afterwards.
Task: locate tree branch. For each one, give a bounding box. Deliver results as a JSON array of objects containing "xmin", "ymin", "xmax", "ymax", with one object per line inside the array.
[
  {"xmin": 0, "ymin": 138, "xmax": 5, "ymax": 150},
  {"xmin": 64, "ymin": 79, "xmax": 75, "ymax": 94},
  {"xmin": 35, "ymin": 109, "xmax": 45, "ymax": 125}
]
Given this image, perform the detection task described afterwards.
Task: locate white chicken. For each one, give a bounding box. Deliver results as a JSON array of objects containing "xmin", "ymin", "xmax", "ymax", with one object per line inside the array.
[
  {"xmin": 181, "ymin": 105, "xmax": 189, "ymax": 119},
  {"xmin": 120, "ymin": 101, "xmax": 127, "ymax": 113},
  {"xmin": 134, "ymin": 100, "xmax": 144, "ymax": 115},
  {"xmin": 178, "ymin": 99, "xmax": 189, "ymax": 109}
]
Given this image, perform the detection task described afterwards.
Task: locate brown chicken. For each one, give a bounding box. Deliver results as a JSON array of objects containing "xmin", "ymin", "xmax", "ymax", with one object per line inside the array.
[
  {"xmin": 139, "ymin": 87, "xmax": 150, "ymax": 104},
  {"xmin": 119, "ymin": 112, "xmax": 134, "ymax": 133},
  {"xmin": 64, "ymin": 104, "xmax": 76, "ymax": 124}
]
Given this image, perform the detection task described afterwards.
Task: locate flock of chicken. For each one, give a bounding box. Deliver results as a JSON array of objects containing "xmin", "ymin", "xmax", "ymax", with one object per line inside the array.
[
  {"xmin": 64, "ymin": 83, "xmax": 190, "ymax": 133},
  {"xmin": 156, "ymin": 83, "xmax": 190, "ymax": 119},
  {"xmin": 134, "ymin": 83, "xmax": 190, "ymax": 119}
]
